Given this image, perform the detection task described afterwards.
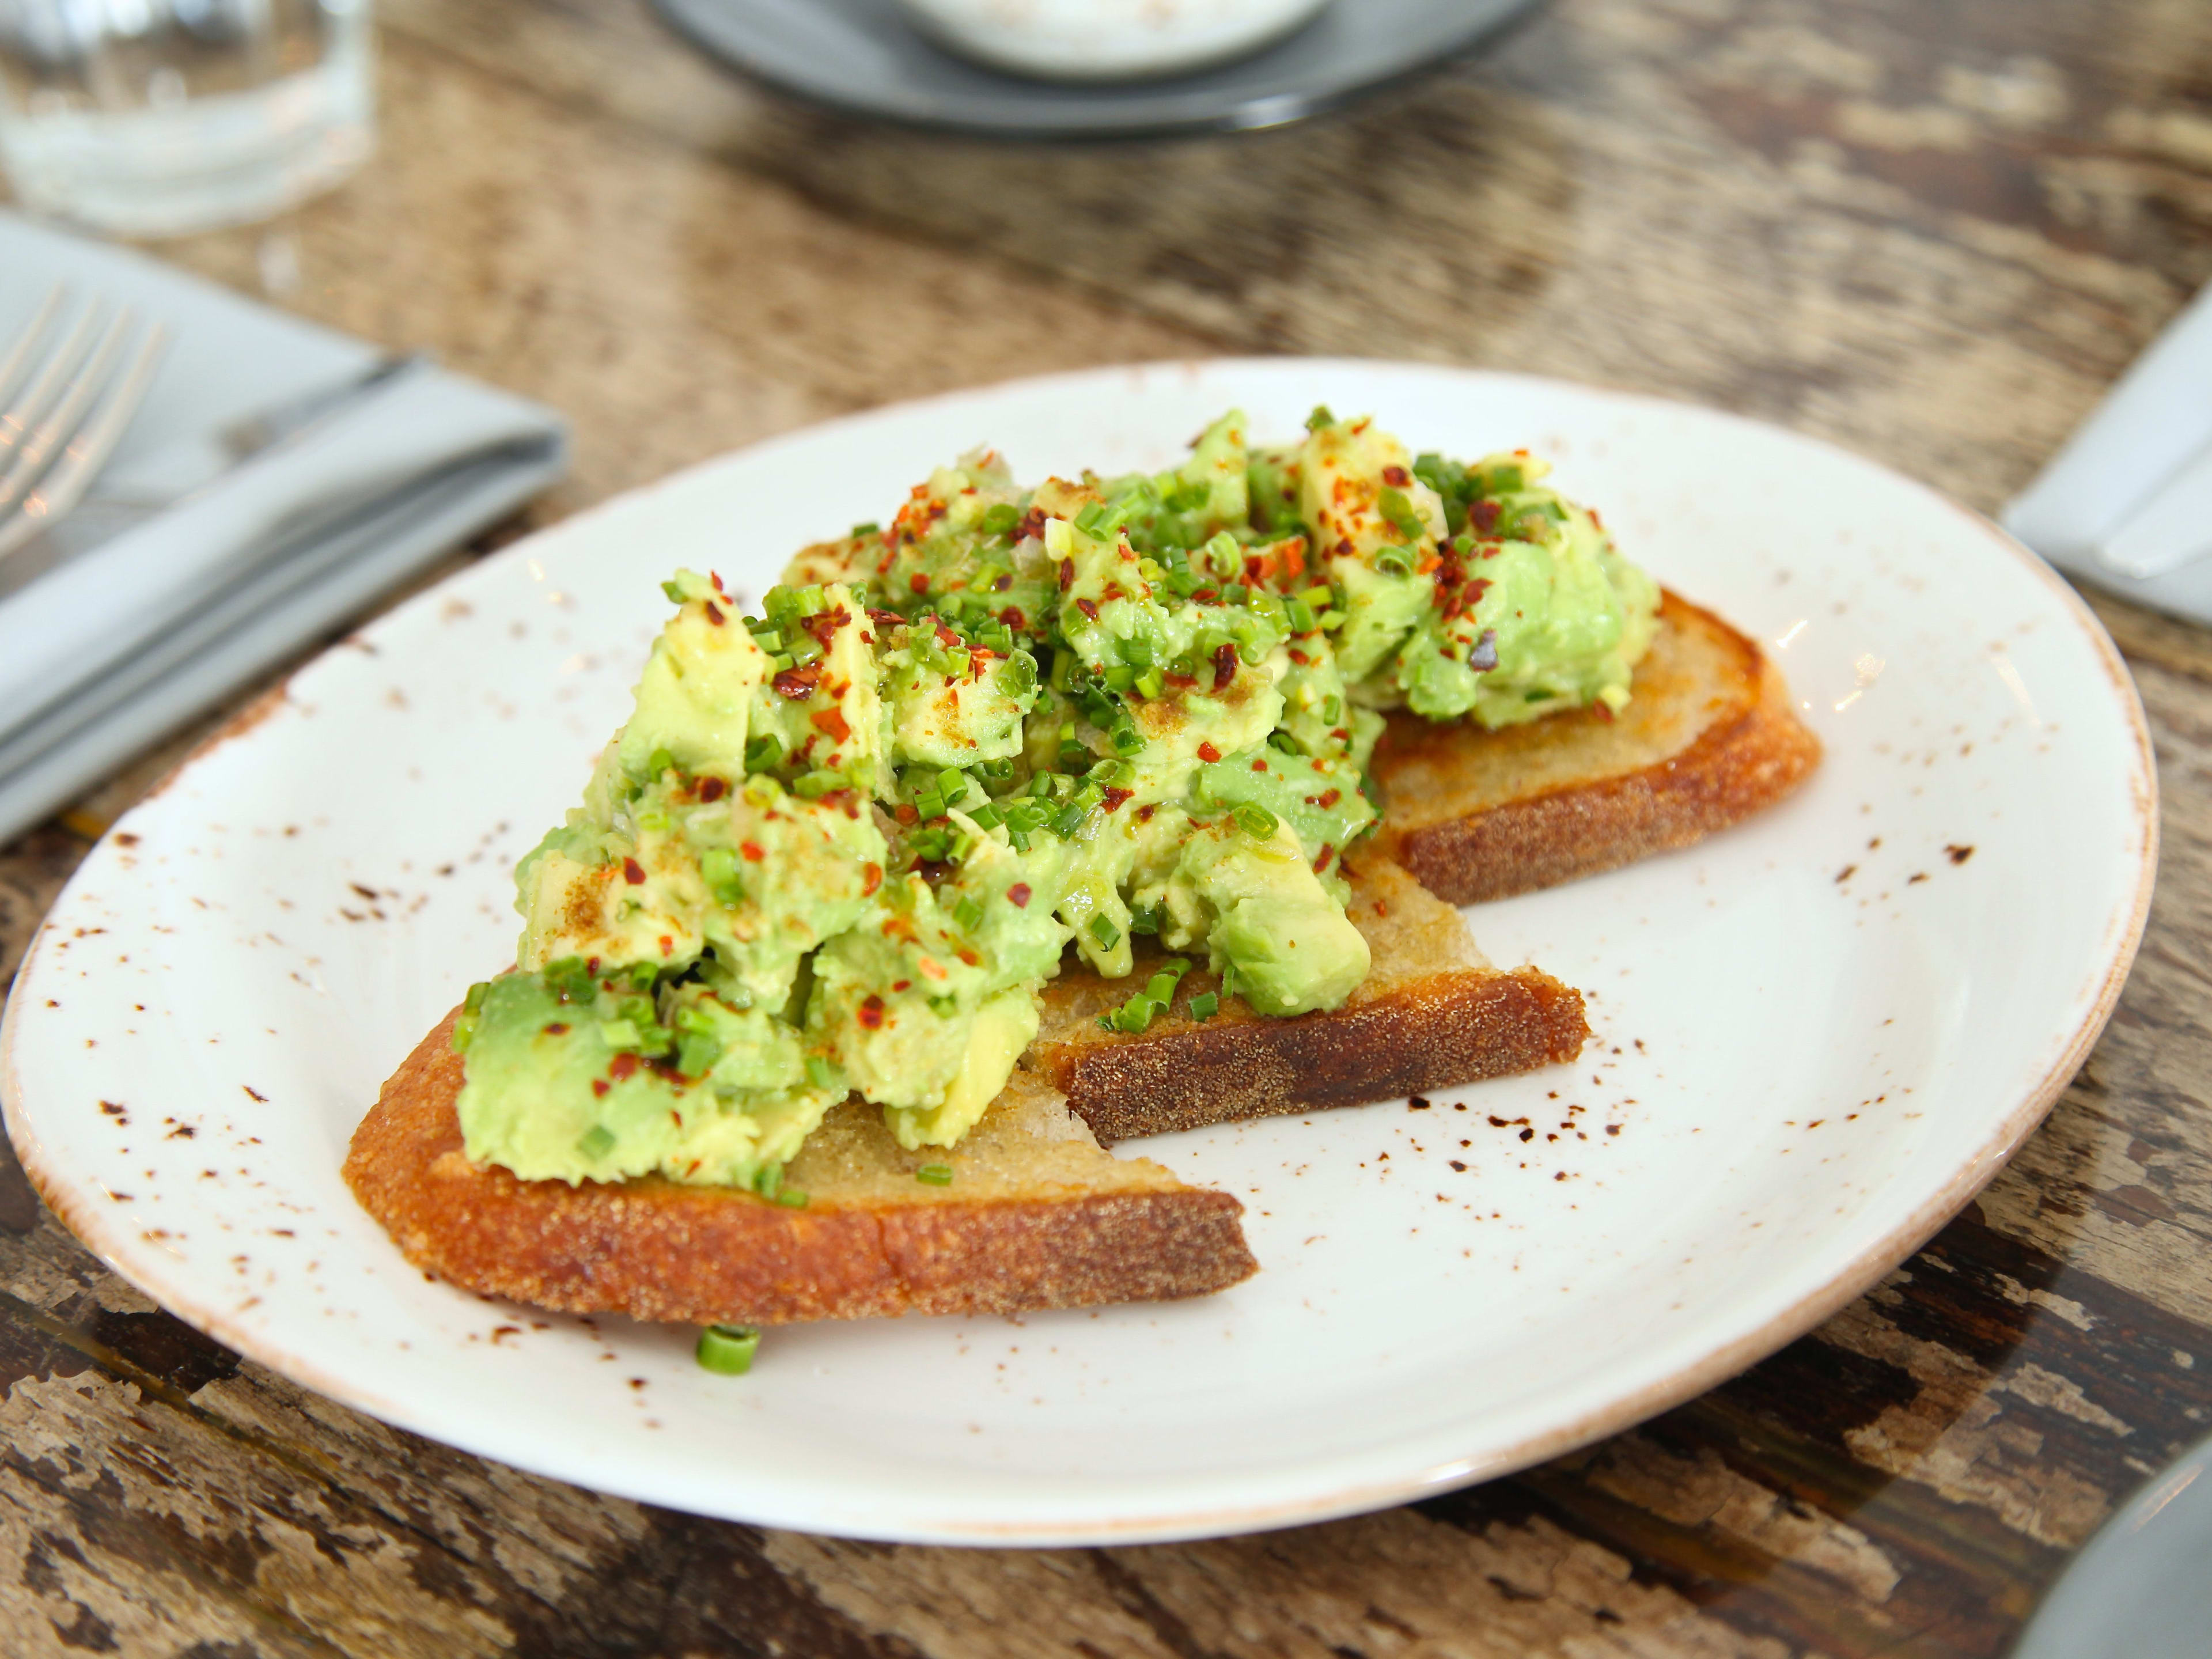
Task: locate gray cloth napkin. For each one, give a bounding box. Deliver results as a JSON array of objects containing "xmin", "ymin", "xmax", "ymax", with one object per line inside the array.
[
  {"xmin": 2005, "ymin": 281, "xmax": 2212, "ymax": 627},
  {"xmin": 0, "ymin": 213, "xmax": 566, "ymax": 844}
]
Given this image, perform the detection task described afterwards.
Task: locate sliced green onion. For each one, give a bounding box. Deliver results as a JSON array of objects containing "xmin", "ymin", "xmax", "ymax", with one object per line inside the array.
[
  {"xmin": 952, "ymin": 895, "xmax": 985, "ymax": 932},
  {"xmin": 1090, "ymin": 914, "xmax": 1122, "ymax": 949},
  {"xmin": 697, "ymin": 1323, "xmax": 761, "ymax": 1375},
  {"xmin": 916, "ymin": 1164, "xmax": 955, "ymax": 1186},
  {"xmin": 1234, "ymin": 803, "xmax": 1280, "ymax": 840},
  {"xmin": 1188, "ymin": 991, "xmax": 1220, "ymax": 1021},
  {"xmin": 578, "ymin": 1124, "xmax": 616, "ymax": 1158},
  {"xmin": 804, "ymin": 1055, "xmax": 838, "ymax": 1090}
]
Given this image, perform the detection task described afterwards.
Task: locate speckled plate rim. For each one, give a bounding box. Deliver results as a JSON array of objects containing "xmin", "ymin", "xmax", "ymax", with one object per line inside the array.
[
  {"xmin": 0, "ymin": 360, "xmax": 2160, "ymax": 1544},
  {"xmin": 646, "ymin": 0, "xmax": 1544, "ymax": 140}
]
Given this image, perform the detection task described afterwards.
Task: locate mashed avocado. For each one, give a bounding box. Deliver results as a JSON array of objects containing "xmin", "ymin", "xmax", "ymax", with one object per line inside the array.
[{"xmin": 455, "ymin": 409, "xmax": 1657, "ymax": 1189}]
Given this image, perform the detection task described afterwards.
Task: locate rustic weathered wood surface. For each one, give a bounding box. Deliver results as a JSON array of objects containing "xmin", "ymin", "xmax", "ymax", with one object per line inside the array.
[{"xmin": 5, "ymin": 0, "xmax": 2212, "ymax": 1651}]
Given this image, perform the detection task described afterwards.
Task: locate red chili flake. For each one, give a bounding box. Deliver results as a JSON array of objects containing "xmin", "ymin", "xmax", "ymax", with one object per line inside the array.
[
  {"xmin": 810, "ymin": 707, "xmax": 851, "ymax": 744},
  {"xmin": 892, "ymin": 979, "xmax": 912, "ymax": 991},
  {"xmin": 956, "ymin": 947, "xmax": 982, "ymax": 967},
  {"xmin": 868, "ymin": 607, "xmax": 903, "ymax": 631},
  {"xmin": 1243, "ymin": 554, "xmax": 1265, "ymax": 585},
  {"xmin": 702, "ymin": 602, "xmax": 725, "ymax": 626},
  {"xmin": 862, "ymin": 862, "xmax": 883, "ymax": 896},
  {"xmin": 1191, "ymin": 588, "xmax": 1219, "ymax": 604},
  {"xmin": 1018, "ymin": 506, "xmax": 1048, "ymax": 540},
  {"xmin": 740, "ymin": 841, "xmax": 765, "ymax": 862},
  {"xmin": 1058, "ymin": 558, "xmax": 1075, "ymax": 590},
  {"xmin": 1076, "ymin": 597, "xmax": 1099, "ymax": 622},
  {"xmin": 998, "ymin": 605, "xmax": 1025, "ymax": 630},
  {"xmin": 1198, "ymin": 741, "xmax": 1221, "ymax": 763},
  {"xmin": 659, "ymin": 934, "xmax": 675, "ymax": 956},
  {"xmin": 1946, "ymin": 844, "xmax": 1975, "ymax": 865},
  {"xmin": 1593, "ymin": 702, "xmax": 1615, "ymax": 724},
  {"xmin": 1313, "ymin": 842, "xmax": 1335, "ymax": 872},
  {"xmin": 1101, "ymin": 787, "xmax": 1133, "ymax": 813},
  {"xmin": 1137, "ymin": 804, "xmax": 1157, "ymax": 823},
  {"xmin": 1332, "ymin": 537, "xmax": 1354, "ymax": 559},
  {"xmin": 609, "ymin": 1054, "xmax": 641, "ymax": 1082},
  {"xmin": 1288, "ymin": 648, "xmax": 1310, "ymax": 666},
  {"xmin": 698, "ymin": 776, "xmax": 726, "ymax": 802},
  {"xmin": 544, "ymin": 1022, "xmax": 570, "ymax": 1036},
  {"xmin": 592, "ymin": 1079, "xmax": 610, "ymax": 1097},
  {"xmin": 909, "ymin": 573, "xmax": 931, "ymax": 594},
  {"xmin": 857, "ymin": 995, "xmax": 885, "ymax": 1030},
  {"xmin": 623, "ymin": 858, "xmax": 646, "ymax": 885},
  {"xmin": 1165, "ymin": 671, "xmax": 1197, "ymax": 691},
  {"xmin": 1316, "ymin": 788, "xmax": 1341, "ymax": 809},
  {"xmin": 1463, "ymin": 577, "xmax": 1492, "ymax": 608},
  {"xmin": 772, "ymin": 663, "xmax": 822, "ymax": 699},
  {"xmin": 1382, "ymin": 465, "xmax": 1410, "ymax": 486},
  {"xmin": 894, "ymin": 803, "xmax": 918, "ymax": 825},
  {"xmin": 1251, "ymin": 759, "xmax": 1268, "ymax": 773},
  {"xmin": 1469, "ymin": 500, "xmax": 1501, "ymax": 533},
  {"xmin": 1212, "ymin": 643, "xmax": 1238, "ymax": 691},
  {"xmin": 803, "ymin": 605, "xmax": 852, "ymax": 649}
]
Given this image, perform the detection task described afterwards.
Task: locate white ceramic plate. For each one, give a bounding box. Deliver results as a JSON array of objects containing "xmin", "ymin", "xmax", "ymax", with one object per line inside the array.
[{"xmin": 0, "ymin": 361, "xmax": 2154, "ymax": 1546}]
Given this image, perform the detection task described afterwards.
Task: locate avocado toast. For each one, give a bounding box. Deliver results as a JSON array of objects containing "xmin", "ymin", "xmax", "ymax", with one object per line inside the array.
[{"xmin": 347, "ymin": 407, "xmax": 1812, "ymax": 1327}]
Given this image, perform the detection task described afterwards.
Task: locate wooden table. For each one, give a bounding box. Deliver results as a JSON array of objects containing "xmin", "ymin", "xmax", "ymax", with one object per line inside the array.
[{"xmin": 5, "ymin": 0, "xmax": 2211, "ymax": 1651}]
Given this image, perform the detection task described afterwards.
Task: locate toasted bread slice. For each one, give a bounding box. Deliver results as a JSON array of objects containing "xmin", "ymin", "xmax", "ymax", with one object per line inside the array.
[
  {"xmin": 1371, "ymin": 589, "xmax": 1819, "ymax": 904},
  {"xmin": 1028, "ymin": 859, "xmax": 1589, "ymax": 1143},
  {"xmin": 345, "ymin": 1009, "xmax": 1256, "ymax": 1327}
]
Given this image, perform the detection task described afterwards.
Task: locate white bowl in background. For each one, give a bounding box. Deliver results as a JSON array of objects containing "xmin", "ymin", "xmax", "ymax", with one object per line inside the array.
[{"xmin": 895, "ymin": 0, "xmax": 1334, "ymax": 81}]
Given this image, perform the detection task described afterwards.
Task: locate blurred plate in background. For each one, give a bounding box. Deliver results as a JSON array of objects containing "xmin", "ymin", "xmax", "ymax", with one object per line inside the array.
[{"xmin": 650, "ymin": 0, "xmax": 1542, "ymax": 138}]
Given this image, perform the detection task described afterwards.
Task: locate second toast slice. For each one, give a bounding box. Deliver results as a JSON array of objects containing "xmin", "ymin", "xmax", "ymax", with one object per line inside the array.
[{"xmin": 1372, "ymin": 589, "xmax": 1820, "ymax": 904}]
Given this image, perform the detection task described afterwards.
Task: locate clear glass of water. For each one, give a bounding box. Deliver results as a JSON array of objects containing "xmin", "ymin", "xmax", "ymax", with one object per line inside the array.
[{"xmin": 0, "ymin": 0, "xmax": 374, "ymax": 237}]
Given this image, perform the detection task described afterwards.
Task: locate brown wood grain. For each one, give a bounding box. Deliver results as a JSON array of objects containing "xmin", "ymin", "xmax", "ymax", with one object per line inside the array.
[{"xmin": 6, "ymin": 0, "xmax": 2212, "ymax": 1652}]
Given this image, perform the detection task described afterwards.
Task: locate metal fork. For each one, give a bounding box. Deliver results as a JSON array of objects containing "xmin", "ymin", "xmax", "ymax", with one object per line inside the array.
[{"xmin": 0, "ymin": 286, "xmax": 168, "ymax": 564}]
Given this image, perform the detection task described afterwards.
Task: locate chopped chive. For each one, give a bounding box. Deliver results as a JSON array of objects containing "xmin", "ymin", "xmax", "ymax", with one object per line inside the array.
[
  {"xmin": 744, "ymin": 733, "xmax": 784, "ymax": 773},
  {"xmin": 1188, "ymin": 991, "xmax": 1220, "ymax": 1020},
  {"xmin": 914, "ymin": 790, "xmax": 945, "ymax": 820},
  {"xmin": 775, "ymin": 1188, "xmax": 809, "ymax": 1209},
  {"xmin": 1305, "ymin": 405, "xmax": 1336, "ymax": 431},
  {"xmin": 1145, "ymin": 973, "xmax": 1180, "ymax": 1005},
  {"xmin": 578, "ymin": 1124, "xmax": 616, "ymax": 1158},
  {"xmin": 952, "ymin": 895, "xmax": 985, "ymax": 932},
  {"xmin": 662, "ymin": 579, "xmax": 687, "ymax": 603},
  {"xmin": 1052, "ymin": 803, "xmax": 1087, "ymax": 837},
  {"xmin": 916, "ymin": 1164, "xmax": 955, "ymax": 1186},
  {"xmin": 793, "ymin": 770, "xmax": 842, "ymax": 798},
  {"xmin": 1322, "ymin": 694, "xmax": 1342, "ymax": 724},
  {"xmin": 805, "ymin": 1055, "xmax": 838, "ymax": 1090},
  {"xmin": 1109, "ymin": 724, "xmax": 1145, "ymax": 757},
  {"xmin": 696, "ymin": 1324, "xmax": 761, "ymax": 1375},
  {"xmin": 1233, "ymin": 803, "xmax": 1280, "ymax": 840},
  {"xmin": 1090, "ymin": 914, "xmax": 1122, "ymax": 949},
  {"xmin": 968, "ymin": 802, "xmax": 1002, "ymax": 831},
  {"xmin": 1117, "ymin": 996, "xmax": 1156, "ymax": 1034}
]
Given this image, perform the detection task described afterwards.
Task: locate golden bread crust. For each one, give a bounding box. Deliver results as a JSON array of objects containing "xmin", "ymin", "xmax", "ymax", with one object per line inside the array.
[
  {"xmin": 1372, "ymin": 589, "xmax": 1820, "ymax": 904},
  {"xmin": 344, "ymin": 1010, "xmax": 1256, "ymax": 1326},
  {"xmin": 1028, "ymin": 858, "xmax": 1589, "ymax": 1142}
]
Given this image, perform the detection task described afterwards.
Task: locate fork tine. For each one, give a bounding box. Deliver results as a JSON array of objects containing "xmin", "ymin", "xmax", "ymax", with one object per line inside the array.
[
  {"xmin": 0, "ymin": 285, "xmax": 66, "ymax": 415},
  {"xmin": 0, "ymin": 297, "xmax": 101, "ymax": 461},
  {"xmin": 0, "ymin": 306, "xmax": 135, "ymax": 513},
  {"xmin": 0, "ymin": 320, "xmax": 169, "ymax": 566}
]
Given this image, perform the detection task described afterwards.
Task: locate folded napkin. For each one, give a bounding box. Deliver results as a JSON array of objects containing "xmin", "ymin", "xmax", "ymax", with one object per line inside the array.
[
  {"xmin": 0, "ymin": 213, "xmax": 566, "ymax": 845},
  {"xmin": 2005, "ymin": 281, "xmax": 2212, "ymax": 627}
]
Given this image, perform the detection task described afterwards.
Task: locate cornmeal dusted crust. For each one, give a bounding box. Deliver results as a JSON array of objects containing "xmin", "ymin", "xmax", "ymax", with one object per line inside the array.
[
  {"xmin": 1372, "ymin": 589, "xmax": 1821, "ymax": 904},
  {"xmin": 344, "ymin": 1010, "xmax": 1256, "ymax": 1327}
]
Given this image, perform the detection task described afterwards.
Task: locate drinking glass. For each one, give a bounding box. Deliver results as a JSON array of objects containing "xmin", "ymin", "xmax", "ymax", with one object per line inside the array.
[{"xmin": 0, "ymin": 0, "xmax": 374, "ymax": 237}]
